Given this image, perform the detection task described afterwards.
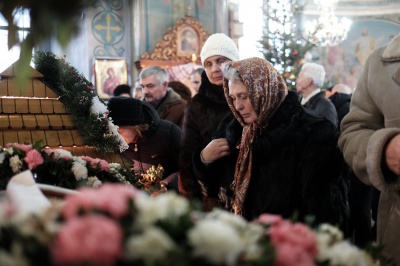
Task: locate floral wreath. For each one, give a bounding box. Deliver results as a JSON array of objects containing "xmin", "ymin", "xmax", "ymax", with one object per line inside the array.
[{"xmin": 32, "ymin": 51, "xmax": 128, "ymax": 153}]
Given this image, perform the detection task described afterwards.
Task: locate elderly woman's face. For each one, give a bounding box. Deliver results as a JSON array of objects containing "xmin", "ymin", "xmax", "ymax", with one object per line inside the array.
[{"xmin": 228, "ymin": 80, "xmax": 258, "ymax": 125}]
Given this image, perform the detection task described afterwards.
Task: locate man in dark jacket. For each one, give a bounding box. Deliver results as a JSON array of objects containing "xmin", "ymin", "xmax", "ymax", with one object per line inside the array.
[
  {"xmin": 139, "ymin": 66, "xmax": 187, "ymax": 127},
  {"xmin": 108, "ymin": 96, "xmax": 182, "ymax": 191},
  {"xmin": 178, "ymin": 33, "xmax": 240, "ymax": 203},
  {"xmin": 327, "ymin": 83, "xmax": 374, "ymax": 247},
  {"xmin": 296, "ymin": 62, "xmax": 338, "ymax": 127}
]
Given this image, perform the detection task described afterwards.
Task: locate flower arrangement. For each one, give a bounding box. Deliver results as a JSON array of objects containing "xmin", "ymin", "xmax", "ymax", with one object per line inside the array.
[
  {"xmin": 32, "ymin": 51, "xmax": 128, "ymax": 153},
  {"xmin": 0, "ymin": 142, "xmax": 141, "ymax": 191},
  {"xmin": 0, "ymin": 183, "xmax": 379, "ymax": 266}
]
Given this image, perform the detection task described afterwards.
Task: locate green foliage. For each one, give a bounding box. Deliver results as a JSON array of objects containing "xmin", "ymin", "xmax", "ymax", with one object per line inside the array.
[
  {"xmin": 33, "ymin": 51, "xmax": 122, "ymax": 153},
  {"xmin": 0, "ymin": 0, "xmax": 92, "ymax": 86},
  {"xmin": 259, "ymin": 0, "xmax": 321, "ymax": 90}
]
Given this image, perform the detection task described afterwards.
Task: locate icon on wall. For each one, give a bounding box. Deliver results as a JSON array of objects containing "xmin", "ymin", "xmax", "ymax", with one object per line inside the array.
[
  {"xmin": 177, "ymin": 26, "xmax": 200, "ymax": 56},
  {"xmin": 94, "ymin": 57, "xmax": 128, "ymax": 99}
]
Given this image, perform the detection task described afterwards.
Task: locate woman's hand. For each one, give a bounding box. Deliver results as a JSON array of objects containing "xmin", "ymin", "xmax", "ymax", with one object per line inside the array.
[{"xmin": 200, "ymin": 138, "xmax": 230, "ymax": 164}]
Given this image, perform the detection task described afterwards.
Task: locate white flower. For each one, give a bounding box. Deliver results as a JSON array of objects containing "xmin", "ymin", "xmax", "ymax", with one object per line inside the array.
[
  {"xmin": 318, "ymin": 223, "xmax": 343, "ymax": 241},
  {"xmin": 109, "ymin": 163, "xmax": 121, "ymax": 170},
  {"xmin": 50, "ymin": 149, "xmax": 72, "ymax": 159},
  {"xmin": 72, "ymin": 156, "xmax": 86, "ymax": 166},
  {"xmin": 0, "ymin": 249, "xmax": 29, "ymax": 266},
  {"xmin": 6, "ymin": 147, "xmax": 14, "ymax": 155},
  {"xmin": 188, "ymin": 219, "xmax": 245, "ymax": 266},
  {"xmin": 90, "ymin": 96, "xmax": 108, "ymax": 114},
  {"xmin": 154, "ymin": 192, "xmax": 190, "ymax": 217},
  {"xmin": 124, "ymin": 227, "xmax": 176, "ymax": 260},
  {"xmin": 9, "ymin": 155, "xmax": 22, "ymax": 173},
  {"xmin": 241, "ymin": 223, "xmax": 265, "ymax": 261},
  {"xmin": 0, "ymin": 152, "xmax": 5, "ymax": 164},
  {"xmin": 205, "ymin": 209, "xmax": 247, "ymax": 230},
  {"xmin": 71, "ymin": 161, "xmax": 88, "ymax": 180},
  {"xmin": 204, "ymin": 210, "xmax": 265, "ymax": 262},
  {"xmin": 134, "ymin": 193, "xmax": 189, "ymax": 227},
  {"xmin": 90, "ymin": 96, "xmax": 128, "ymax": 152},
  {"xmin": 108, "ymin": 120, "xmax": 128, "ymax": 152},
  {"xmin": 86, "ymin": 176, "xmax": 102, "ymax": 188},
  {"xmin": 319, "ymin": 241, "xmax": 374, "ymax": 266}
]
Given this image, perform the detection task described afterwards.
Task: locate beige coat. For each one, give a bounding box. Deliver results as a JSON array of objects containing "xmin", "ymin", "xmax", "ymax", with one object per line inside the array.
[{"xmin": 339, "ymin": 33, "xmax": 400, "ymax": 265}]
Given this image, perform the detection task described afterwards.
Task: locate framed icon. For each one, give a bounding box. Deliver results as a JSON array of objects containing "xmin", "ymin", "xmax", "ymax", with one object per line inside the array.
[
  {"xmin": 94, "ymin": 57, "xmax": 128, "ymax": 99},
  {"xmin": 177, "ymin": 26, "xmax": 200, "ymax": 56}
]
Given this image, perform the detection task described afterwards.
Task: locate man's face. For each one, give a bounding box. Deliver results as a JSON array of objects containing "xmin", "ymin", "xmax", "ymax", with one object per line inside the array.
[
  {"xmin": 295, "ymin": 69, "xmax": 311, "ymax": 97},
  {"xmin": 203, "ymin": 56, "xmax": 230, "ymax": 86},
  {"xmin": 140, "ymin": 75, "xmax": 168, "ymax": 105}
]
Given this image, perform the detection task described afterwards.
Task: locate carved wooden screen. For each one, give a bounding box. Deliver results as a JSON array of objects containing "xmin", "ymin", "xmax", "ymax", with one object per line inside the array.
[{"xmin": 136, "ymin": 16, "xmax": 210, "ymax": 71}]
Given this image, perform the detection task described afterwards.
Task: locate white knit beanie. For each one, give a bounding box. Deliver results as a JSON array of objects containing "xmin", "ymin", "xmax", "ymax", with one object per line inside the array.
[{"xmin": 200, "ymin": 33, "xmax": 240, "ymax": 65}]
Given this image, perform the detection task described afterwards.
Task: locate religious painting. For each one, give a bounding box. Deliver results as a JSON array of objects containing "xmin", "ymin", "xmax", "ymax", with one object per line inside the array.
[
  {"xmin": 321, "ymin": 19, "xmax": 400, "ymax": 91},
  {"xmin": 94, "ymin": 58, "xmax": 128, "ymax": 99},
  {"xmin": 177, "ymin": 26, "xmax": 200, "ymax": 56}
]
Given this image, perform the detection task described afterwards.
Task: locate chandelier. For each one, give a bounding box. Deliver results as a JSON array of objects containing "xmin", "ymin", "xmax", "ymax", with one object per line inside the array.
[{"xmin": 305, "ymin": 0, "xmax": 352, "ymax": 46}]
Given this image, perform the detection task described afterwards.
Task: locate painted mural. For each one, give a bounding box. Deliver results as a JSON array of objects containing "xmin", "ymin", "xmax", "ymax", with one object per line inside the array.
[
  {"xmin": 145, "ymin": 0, "xmax": 215, "ymax": 52},
  {"xmin": 322, "ymin": 18, "xmax": 400, "ymax": 91},
  {"xmin": 91, "ymin": 0, "xmax": 127, "ymax": 57}
]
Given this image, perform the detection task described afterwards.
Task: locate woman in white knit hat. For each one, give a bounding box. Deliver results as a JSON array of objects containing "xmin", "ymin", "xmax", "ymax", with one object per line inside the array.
[{"xmin": 178, "ymin": 33, "xmax": 240, "ymax": 208}]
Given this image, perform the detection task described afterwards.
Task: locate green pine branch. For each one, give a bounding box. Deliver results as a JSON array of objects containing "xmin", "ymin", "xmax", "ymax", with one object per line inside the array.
[{"xmin": 33, "ymin": 51, "xmax": 121, "ymax": 153}]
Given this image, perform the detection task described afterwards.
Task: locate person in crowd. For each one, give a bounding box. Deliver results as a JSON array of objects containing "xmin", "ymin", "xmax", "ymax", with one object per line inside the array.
[
  {"xmin": 190, "ymin": 68, "xmax": 204, "ymax": 95},
  {"xmin": 138, "ymin": 66, "xmax": 187, "ymax": 127},
  {"xmin": 178, "ymin": 33, "xmax": 240, "ymax": 205},
  {"xmin": 193, "ymin": 57, "xmax": 348, "ymax": 228},
  {"xmin": 327, "ymin": 83, "xmax": 373, "ymax": 247},
  {"xmin": 113, "ymin": 84, "xmax": 132, "ymax": 97},
  {"xmin": 168, "ymin": 81, "xmax": 192, "ymax": 103},
  {"xmin": 325, "ymin": 83, "xmax": 352, "ymax": 123},
  {"xmin": 339, "ymin": 33, "xmax": 400, "ymax": 263},
  {"xmin": 133, "ymin": 82, "xmax": 144, "ymax": 100},
  {"xmin": 296, "ymin": 62, "xmax": 338, "ymax": 127},
  {"xmin": 108, "ymin": 96, "xmax": 182, "ymax": 192}
]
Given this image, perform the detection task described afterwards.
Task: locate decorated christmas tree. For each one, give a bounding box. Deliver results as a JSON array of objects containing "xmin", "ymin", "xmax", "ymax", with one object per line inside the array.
[{"xmin": 259, "ymin": 0, "xmax": 321, "ymax": 90}]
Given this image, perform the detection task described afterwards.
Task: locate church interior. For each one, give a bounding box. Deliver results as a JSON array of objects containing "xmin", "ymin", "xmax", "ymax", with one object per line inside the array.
[{"xmin": 0, "ymin": 1, "xmax": 399, "ymax": 265}]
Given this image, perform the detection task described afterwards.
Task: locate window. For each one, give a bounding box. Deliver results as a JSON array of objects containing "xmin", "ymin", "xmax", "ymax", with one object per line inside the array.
[
  {"xmin": 0, "ymin": 8, "xmax": 30, "ymax": 72},
  {"xmin": 238, "ymin": 0, "xmax": 263, "ymax": 59}
]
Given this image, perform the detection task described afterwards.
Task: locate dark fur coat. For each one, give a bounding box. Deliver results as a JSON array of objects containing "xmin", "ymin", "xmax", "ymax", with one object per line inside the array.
[
  {"xmin": 178, "ymin": 71, "xmax": 231, "ymax": 199},
  {"xmin": 193, "ymin": 91, "xmax": 349, "ymax": 228}
]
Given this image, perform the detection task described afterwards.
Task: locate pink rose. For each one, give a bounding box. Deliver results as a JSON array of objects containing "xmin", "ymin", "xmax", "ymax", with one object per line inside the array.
[
  {"xmin": 81, "ymin": 156, "xmax": 110, "ymax": 171},
  {"xmin": 52, "ymin": 215, "xmax": 122, "ymax": 266},
  {"xmin": 6, "ymin": 143, "xmax": 33, "ymax": 152},
  {"xmin": 257, "ymin": 213, "xmax": 284, "ymax": 226},
  {"xmin": 62, "ymin": 184, "xmax": 139, "ymax": 219},
  {"xmin": 274, "ymin": 243, "xmax": 316, "ymax": 266},
  {"xmin": 24, "ymin": 149, "xmax": 44, "ymax": 170},
  {"xmin": 269, "ymin": 221, "xmax": 318, "ymax": 266}
]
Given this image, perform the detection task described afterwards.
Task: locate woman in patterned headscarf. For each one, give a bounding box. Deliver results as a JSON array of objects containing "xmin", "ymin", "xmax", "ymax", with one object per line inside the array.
[{"xmin": 193, "ymin": 57, "xmax": 349, "ymax": 229}]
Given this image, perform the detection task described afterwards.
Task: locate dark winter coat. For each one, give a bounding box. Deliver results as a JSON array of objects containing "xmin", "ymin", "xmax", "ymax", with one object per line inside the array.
[
  {"xmin": 302, "ymin": 91, "xmax": 338, "ymax": 128},
  {"xmin": 156, "ymin": 89, "xmax": 187, "ymax": 128},
  {"xmin": 193, "ymin": 91, "xmax": 349, "ymax": 227},
  {"xmin": 178, "ymin": 71, "xmax": 231, "ymax": 199},
  {"xmin": 123, "ymin": 102, "xmax": 181, "ymax": 183},
  {"xmin": 328, "ymin": 92, "xmax": 351, "ymax": 124}
]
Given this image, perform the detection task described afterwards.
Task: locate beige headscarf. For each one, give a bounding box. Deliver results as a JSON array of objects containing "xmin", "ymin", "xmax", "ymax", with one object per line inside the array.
[{"xmin": 223, "ymin": 57, "xmax": 288, "ymax": 216}]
